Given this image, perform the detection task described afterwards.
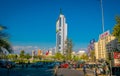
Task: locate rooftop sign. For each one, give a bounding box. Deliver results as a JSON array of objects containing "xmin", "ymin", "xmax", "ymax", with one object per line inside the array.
[{"xmin": 100, "ymin": 30, "xmax": 110, "ymax": 39}]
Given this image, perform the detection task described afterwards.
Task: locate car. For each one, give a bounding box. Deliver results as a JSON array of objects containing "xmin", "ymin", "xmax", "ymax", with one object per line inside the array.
[
  {"xmin": 7, "ymin": 61, "xmax": 16, "ymax": 68},
  {"xmin": 0, "ymin": 60, "xmax": 15, "ymax": 68},
  {"xmin": 60, "ymin": 63, "xmax": 69, "ymax": 68},
  {"xmin": 0, "ymin": 60, "xmax": 7, "ymax": 68}
]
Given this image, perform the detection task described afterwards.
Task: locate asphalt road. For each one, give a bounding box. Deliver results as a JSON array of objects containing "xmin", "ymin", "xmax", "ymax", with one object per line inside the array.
[
  {"xmin": 0, "ymin": 65, "xmax": 94, "ymax": 76},
  {"xmin": 0, "ymin": 67, "xmax": 54, "ymax": 76},
  {"xmin": 57, "ymin": 68, "xmax": 94, "ymax": 76},
  {"xmin": 57, "ymin": 68, "xmax": 84, "ymax": 76}
]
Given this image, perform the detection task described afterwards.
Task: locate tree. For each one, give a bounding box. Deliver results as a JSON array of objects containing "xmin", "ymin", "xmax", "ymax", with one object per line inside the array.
[
  {"xmin": 65, "ymin": 39, "xmax": 73, "ymax": 60},
  {"xmin": 89, "ymin": 50, "xmax": 95, "ymax": 62},
  {"xmin": 20, "ymin": 50, "xmax": 25, "ymax": 58},
  {"xmin": 54, "ymin": 52, "xmax": 64, "ymax": 60},
  {"xmin": 7, "ymin": 54, "xmax": 17, "ymax": 60},
  {"xmin": 0, "ymin": 25, "xmax": 13, "ymax": 53},
  {"xmin": 73, "ymin": 55, "xmax": 80, "ymax": 61},
  {"xmin": 25, "ymin": 53, "xmax": 31, "ymax": 59},
  {"xmin": 112, "ymin": 16, "xmax": 120, "ymax": 42},
  {"xmin": 80, "ymin": 53, "xmax": 89, "ymax": 61}
]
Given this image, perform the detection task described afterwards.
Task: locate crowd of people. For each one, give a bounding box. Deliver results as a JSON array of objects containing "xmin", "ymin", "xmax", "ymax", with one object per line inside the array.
[
  {"xmin": 82, "ymin": 63, "xmax": 110, "ymax": 76},
  {"xmin": 53, "ymin": 61, "xmax": 111, "ymax": 76}
]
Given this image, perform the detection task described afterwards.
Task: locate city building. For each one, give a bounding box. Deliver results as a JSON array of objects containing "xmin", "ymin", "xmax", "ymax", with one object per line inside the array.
[
  {"xmin": 48, "ymin": 48, "xmax": 53, "ymax": 56},
  {"xmin": 94, "ymin": 30, "xmax": 116, "ymax": 60},
  {"xmin": 56, "ymin": 9, "xmax": 67, "ymax": 54},
  {"xmin": 87, "ymin": 39, "xmax": 95, "ymax": 57},
  {"xmin": 48, "ymin": 51, "xmax": 52, "ymax": 56},
  {"xmin": 37, "ymin": 49, "xmax": 42, "ymax": 56},
  {"xmin": 32, "ymin": 50, "xmax": 35, "ymax": 58}
]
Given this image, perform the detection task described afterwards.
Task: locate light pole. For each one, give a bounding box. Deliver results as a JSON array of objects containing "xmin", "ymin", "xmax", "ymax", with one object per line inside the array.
[{"xmin": 100, "ymin": 0, "xmax": 105, "ymax": 33}]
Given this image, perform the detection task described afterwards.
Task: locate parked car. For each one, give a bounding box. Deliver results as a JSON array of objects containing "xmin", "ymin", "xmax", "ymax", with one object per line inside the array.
[
  {"xmin": 60, "ymin": 63, "xmax": 69, "ymax": 68},
  {"xmin": 7, "ymin": 61, "xmax": 16, "ymax": 68},
  {"xmin": 0, "ymin": 60, "xmax": 7, "ymax": 68},
  {"xmin": 0, "ymin": 60, "xmax": 16, "ymax": 68}
]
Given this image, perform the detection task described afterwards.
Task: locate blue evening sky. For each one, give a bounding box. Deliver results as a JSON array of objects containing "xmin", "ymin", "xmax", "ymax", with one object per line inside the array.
[{"xmin": 0, "ymin": 0, "xmax": 120, "ymax": 53}]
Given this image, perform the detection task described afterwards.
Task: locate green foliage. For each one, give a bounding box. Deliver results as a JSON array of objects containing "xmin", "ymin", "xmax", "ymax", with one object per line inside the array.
[
  {"xmin": 0, "ymin": 25, "xmax": 13, "ymax": 53},
  {"xmin": 25, "ymin": 53, "xmax": 31, "ymax": 59},
  {"xmin": 112, "ymin": 16, "xmax": 120, "ymax": 42},
  {"xmin": 89, "ymin": 50, "xmax": 95, "ymax": 61},
  {"xmin": 54, "ymin": 52, "xmax": 64, "ymax": 60},
  {"xmin": 0, "ymin": 25, "xmax": 7, "ymax": 30},
  {"xmin": 20, "ymin": 50, "xmax": 25, "ymax": 58},
  {"xmin": 80, "ymin": 53, "xmax": 88, "ymax": 61},
  {"xmin": 65, "ymin": 38, "xmax": 73, "ymax": 60},
  {"xmin": 73, "ymin": 56, "xmax": 80, "ymax": 61},
  {"xmin": 7, "ymin": 54, "xmax": 18, "ymax": 60}
]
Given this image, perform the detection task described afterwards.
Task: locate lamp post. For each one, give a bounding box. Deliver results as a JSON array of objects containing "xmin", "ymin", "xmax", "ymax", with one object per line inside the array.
[{"xmin": 100, "ymin": 0, "xmax": 105, "ymax": 33}]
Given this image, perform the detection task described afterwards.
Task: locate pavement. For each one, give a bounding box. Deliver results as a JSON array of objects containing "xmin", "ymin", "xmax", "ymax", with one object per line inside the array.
[
  {"xmin": 77, "ymin": 68, "xmax": 113, "ymax": 76},
  {"xmin": 76, "ymin": 68, "xmax": 94, "ymax": 76},
  {"xmin": 0, "ymin": 67, "xmax": 54, "ymax": 76}
]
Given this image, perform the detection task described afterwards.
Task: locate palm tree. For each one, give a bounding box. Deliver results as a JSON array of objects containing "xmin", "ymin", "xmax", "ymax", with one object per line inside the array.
[{"xmin": 0, "ymin": 25, "xmax": 13, "ymax": 54}]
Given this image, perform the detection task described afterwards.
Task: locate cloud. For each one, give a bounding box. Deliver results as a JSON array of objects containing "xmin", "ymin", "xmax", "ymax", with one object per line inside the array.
[{"xmin": 12, "ymin": 45, "xmax": 40, "ymax": 54}]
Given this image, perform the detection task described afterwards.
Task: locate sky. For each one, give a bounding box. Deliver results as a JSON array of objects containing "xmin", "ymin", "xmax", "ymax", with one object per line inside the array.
[{"xmin": 0, "ymin": 0, "xmax": 120, "ymax": 54}]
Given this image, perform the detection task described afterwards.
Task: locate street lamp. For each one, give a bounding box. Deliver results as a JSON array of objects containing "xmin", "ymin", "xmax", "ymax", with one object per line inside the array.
[{"xmin": 100, "ymin": 0, "xmax": 105, "ymax": 33}]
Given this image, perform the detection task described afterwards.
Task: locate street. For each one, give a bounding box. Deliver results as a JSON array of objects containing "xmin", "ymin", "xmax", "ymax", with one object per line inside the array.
[
  {"xmin": 0, "ymin": 66, "xmax": 95, "ymax": 76},
  {"xmin": 0, "ymin": 67, "xmax": 54, "ymax": 76},
  {"xmin": 57, "ymin": 68, "xmax": 94, "ymax": 76}
]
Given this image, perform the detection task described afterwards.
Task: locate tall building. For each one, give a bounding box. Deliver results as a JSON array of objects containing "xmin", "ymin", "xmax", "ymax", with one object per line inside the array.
[
  {"xmin": 37, "ymin": 49, "xmax": 42, "ymax": 56},
  {"xmin": 94, "ymin": 30, "xmax": 116, "ymax": 60},
  {"xmin": 56, "ymin": 10, "xmax": 67, "ymax": 54}
]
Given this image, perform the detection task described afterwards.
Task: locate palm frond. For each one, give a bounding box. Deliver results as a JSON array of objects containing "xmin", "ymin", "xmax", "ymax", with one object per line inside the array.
[
  {"xmin": 0, "ymin": 25, "xmax": 7, "ymax": 30},
  {"xmin": 0, "ymin": 39, "xmax": 13, "ymax": 53}
]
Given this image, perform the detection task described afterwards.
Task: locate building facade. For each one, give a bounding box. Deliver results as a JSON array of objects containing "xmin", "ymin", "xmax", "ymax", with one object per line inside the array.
[
  {"xmin": 37, "ymin": 49, "xmax": 42, "ymax": 56},
  {"xmin": 56, "ymin": 11, "xmax": 67, "ymax": 54},
  {"xmin": 94, "ymin": 31, "xmax": 116, "ymax": 60}
]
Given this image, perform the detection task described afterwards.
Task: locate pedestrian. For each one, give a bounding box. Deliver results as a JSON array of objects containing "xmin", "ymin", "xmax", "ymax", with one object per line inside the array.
[
  {"xmin": 83, "ymin": 64, "xmax": 86, "ymax": 76},
  {"xmin": 54, "ymin": 65, "xmax": 58, "ymax": 76},
  {"xmin": 94, "ymin": 67, "xmax": 98, "ymax": 76},
  {"xmin": 105, "ymin": 66, "xmax": 110, "ymax": 76}
]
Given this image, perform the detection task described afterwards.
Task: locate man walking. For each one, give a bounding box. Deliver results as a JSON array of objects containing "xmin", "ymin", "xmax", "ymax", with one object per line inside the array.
[
  {"xmin": 83, "ymin": 64, "xmax": 86, "ymax": 76},
  {"xmin": 54, "ymin": 65, "xmax": 58, "ymax": 76}
]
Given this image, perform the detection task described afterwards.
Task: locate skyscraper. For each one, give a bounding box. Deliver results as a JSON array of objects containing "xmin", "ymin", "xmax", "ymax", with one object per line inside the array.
[{"xmin": 56, "ymin": 9, "xmax": 67, "ymax": 54}]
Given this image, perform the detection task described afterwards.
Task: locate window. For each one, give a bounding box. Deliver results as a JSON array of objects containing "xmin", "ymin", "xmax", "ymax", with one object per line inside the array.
[
  {"xmin": 59, "ymin": 47, "xmax": 61, "ymax": 49},
  {"xmin": 59, "ymin": 29, "xmax": 61, "ymax": 31},
  {"xmin": 58, "ymin": 35, "xmax": 61, "ymax": 45},
  {"xmin": 59, "ymin": 17, "xmax": 61, "ymax": 27}
]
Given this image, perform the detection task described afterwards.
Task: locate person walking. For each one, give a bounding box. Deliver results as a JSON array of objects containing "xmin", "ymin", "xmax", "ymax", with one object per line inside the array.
[
  {"xmin": 106, "ymin": 66, "xmax": 110, "ymax": 76},
  {"xmin": 94, "ymin": 67, "xmax": 98, "ymax": 76},
  {"xmin": 54, "ymin": 65, "xmax": 58, "ymax": 76},
  {"xmin": 83, "ymin": 64, "xmax": 86, "ymax": 76}
]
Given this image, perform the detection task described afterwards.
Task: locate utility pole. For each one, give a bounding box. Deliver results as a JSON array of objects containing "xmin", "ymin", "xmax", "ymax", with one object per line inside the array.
[
  {"xmin": 100, "ymin": 0, "xmax": 104, "ymax": 33},
  {"xmin": 100, "ymin": 0, "xmax": 112, "ymax": 75}
]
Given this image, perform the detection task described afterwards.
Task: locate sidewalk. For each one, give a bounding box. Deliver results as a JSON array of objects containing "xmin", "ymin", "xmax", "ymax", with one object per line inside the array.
[
  {"xmin": 76, "ymin": 68, "xmax": 94, "ymax": 76},
  {"xmin": 77, "ymin": 68, "xmax": 112, "ymax": 76}
]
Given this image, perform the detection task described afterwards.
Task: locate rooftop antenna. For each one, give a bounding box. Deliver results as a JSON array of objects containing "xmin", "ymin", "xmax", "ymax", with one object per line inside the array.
[{"xmin": 60, "ymin": 8, "xmax": 62, "ymax": 14}]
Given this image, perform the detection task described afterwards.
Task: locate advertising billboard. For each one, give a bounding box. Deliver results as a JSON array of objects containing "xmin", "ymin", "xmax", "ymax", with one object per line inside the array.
[
  {"xmin": 100, "ymin": 30, "xmax": 110, "ymax": 39},
  {"xmin": 113, "ymin": 52, "xmax": 120, "ymax": 66}
]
